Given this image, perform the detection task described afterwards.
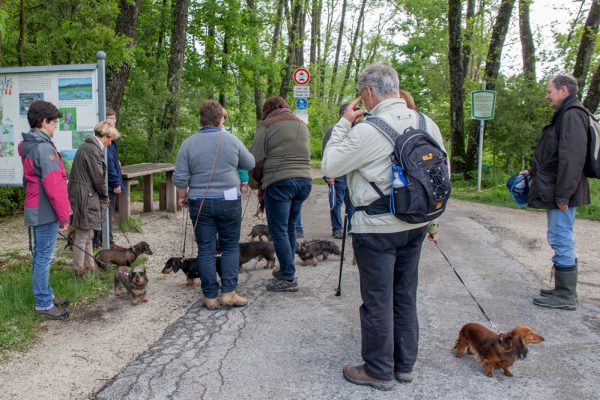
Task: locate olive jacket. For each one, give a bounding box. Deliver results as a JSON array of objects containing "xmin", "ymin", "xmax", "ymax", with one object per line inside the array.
[{"xmin": 68, "ymin": 136, "xmax": 107, "ymax": 230}]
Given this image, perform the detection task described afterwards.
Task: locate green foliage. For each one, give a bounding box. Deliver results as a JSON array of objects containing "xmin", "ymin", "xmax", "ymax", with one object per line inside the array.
[
  {"xmin": 0, "ymin": 254, "xmax": 113, "ymax": 353},
  {"xmin": 119, "ymin": 215, "xmax": 143, "ymax": 233},
  {"xmin": 0, "ymin": 187, "xmax": 24, "ymax": 218}
]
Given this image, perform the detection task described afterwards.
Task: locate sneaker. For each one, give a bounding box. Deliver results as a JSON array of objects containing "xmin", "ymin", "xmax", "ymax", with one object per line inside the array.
[
  {"xmin": 332, "ymin": 229, "xmax": 344, "ymax": 239},
  {"xmin": 221, "ymin": 291, "xmax": 248, "ymax": 307},
  {"xmin": 52, "ymin": 298, "xmax": 70, "ymax": 307},
  {"xmin": 394, "ymin": 371, "xmax": 413, "ymax": 383},
  {"xmin": 266, "ymin": 278, "xmax": 298, "ymax": 292},
  {"xmin": 36, "ymin": 306, "xmax": 69, "ymax": 320},
  {"xmin": 295, "ymin": 231, "xmax": 304, "ymax": 239},
  {"xmin": 203, "ymin": 297, "xmax": 220, "ymax": 310},
  {"xmin": 342, "ymin": 364, "xmax": 395, "ymax": 391}
]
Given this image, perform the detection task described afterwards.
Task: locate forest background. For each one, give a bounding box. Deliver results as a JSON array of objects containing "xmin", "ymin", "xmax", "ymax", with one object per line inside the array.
[{"xmin": 0, "ymin": 0, "xmax": 599, "ymax": 216}]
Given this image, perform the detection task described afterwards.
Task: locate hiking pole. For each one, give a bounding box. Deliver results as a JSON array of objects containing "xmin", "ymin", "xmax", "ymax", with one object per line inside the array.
[{"xmin": 335, "ymin": 212, "xmax": 348, "ymax": 297}]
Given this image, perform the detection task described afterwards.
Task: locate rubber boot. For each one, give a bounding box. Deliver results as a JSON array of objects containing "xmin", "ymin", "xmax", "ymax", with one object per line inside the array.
[
  {"xmin": 540, "ymin": 262, "xmax": 578, "ymax": 298},
  {"xmin": 533, "ymin": 266, "xmax": 577, "ymax": 310}
]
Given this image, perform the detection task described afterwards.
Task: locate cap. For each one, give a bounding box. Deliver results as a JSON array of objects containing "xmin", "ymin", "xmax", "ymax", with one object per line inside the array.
[{"xmin": 506, "ymin": 174, "xmax": 529, "ymax": 206}]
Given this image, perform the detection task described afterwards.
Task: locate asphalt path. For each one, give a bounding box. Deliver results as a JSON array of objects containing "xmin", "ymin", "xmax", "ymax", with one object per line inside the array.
[{"xmin": 95, "ymin": 185, "xmax": 600, "ymax": 400}]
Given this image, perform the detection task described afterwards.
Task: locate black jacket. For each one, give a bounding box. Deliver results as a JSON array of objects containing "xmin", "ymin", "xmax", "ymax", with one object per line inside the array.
[{"xmin": 528, "ymin": 95, "xmax": 590, "ymax": 209}]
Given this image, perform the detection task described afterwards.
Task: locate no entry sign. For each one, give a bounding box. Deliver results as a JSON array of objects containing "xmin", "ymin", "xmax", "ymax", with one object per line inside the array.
[{"xmin": 293, "ymin": 68, "xmax": 310, "ymax": 85}]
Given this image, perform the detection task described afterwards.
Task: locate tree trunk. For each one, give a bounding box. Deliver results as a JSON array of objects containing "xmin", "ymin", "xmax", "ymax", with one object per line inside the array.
[
  {"xmin": 584, "ymin": 61, "xmax": 600, "ymax": 113},
  {"xmin": 573, "ymin": 0, "xmax": 600, "ymax": 98},
  {"xmin": 279, "ymin": 0, "xmax": 305, "ymax": 98},
  {"xmin": 220, "ymin": 33, "xmax": 229, "ymax": 107},
  {"xmin": 462, "ymin": 0, "xmax": 475, "ymax": 80},
  {"xmin": 106, "ymin": 0, "xmax": 143, "ymax": 117},
  {"xmin": 338, "ymin": 0, "xmax": 366, "ymax": 104},
  {"xmin": 449, "ymin": 0, "xmax": 466, "ymax": 173},
  {"xmin": 267, "ymin": 0, "xmax": 285, "ymax": 96},
  {"xmin": 465, "ymin": 0, "xmax": 515, "ymax": 173},
  {"xmin": 317, "ymin": 0, "xmax": 334, "ymax": 98},
  {"xmin": 518, "ymin": 0, "xmax": 536, "ymax": 83},
  {"xmin": 160, "ymin": 0, "xmax": 190, "ymax": 155},
  {"xmin": 246, "ymin": 0, "xmax": 263, "ymax": 120},
  {"xmin": 17, "ymin": 0, "xmax": 24, "ymax": 66},
  {"xmin": 310, "ymin": 0, "xmax": 322, "ymax": 65},
  {"xmin": 328, "ymin": 0, "xmax": 347, "ymax": 103}
]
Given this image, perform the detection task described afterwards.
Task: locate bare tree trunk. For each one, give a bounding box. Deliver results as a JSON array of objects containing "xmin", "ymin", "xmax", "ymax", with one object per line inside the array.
[
  {"xmin": 337, "ymin": 0, "xmax": 366, "ymax": 104},
  {"xmin": 465, "ymin": 0, "xmax": 515, "ymax": 173},
  {"xmin": 17, "ymin": 0, "xmax": 24, "ymax": 66},
  {"xmin": 449, "ymin": 0, "xmax": 466, "ymax": 173},
  {"xmin": 584, "ymin": 62, "xmax": 600, "ymax": 113},
  {"xmin": 220, "ymin": 34, "xmax": 229, "ymax": 107},
  {"xmin": 310, "ymin": 0, "xmax": 322, "ymax": 65},
  {"xmin": 317, "ymin": 0, "xmax": 334, "ymax": 98},
  {"xmin": 328, "ymin": 0, "xmax": 347, "ymax": 103},
  {"xmin": 462, "ymin": 0, "xmax": 475, "ymax": 80},
  {"xmin": 573, "ymin": 0, "xmax": 600, "ymax": 98},
  {"xmin": 160, "ymin": 0, "xmax": 190, "ymax": 155},
  {"xmin": 353, "ymin": 11, "xmax": 366, "ymax": 84},
  {"xmin": 279, "ymin": 0, "xmax": 305, "ymax": 98},
  {"xmin": 267, "ymin": 0, "xmax": 285, "ymax": 96},
  {"xmin": 106, "ymin": 0, "xmax": 143, "ymax": 117},
  {"xmin": 518, "ymin": 0, "xmax": 536, "ymax": 83}
]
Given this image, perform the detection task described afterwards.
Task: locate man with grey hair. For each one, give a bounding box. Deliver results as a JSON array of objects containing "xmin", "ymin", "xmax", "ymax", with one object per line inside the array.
[
  {"xmin": 322, "ymin": 63, "xmax": 445, "ymax": 390},
  {"xmin": 521, "ymin": 74, "xmax": 590, "ymax": 311}
]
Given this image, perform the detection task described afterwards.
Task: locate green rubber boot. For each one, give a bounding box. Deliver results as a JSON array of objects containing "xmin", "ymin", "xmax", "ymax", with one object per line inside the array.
[
  {"xmin": 540, "ymin": 263, "xmax": 578, "ymax": 298},
  {"xmin": 533, "ymin": 266, "xmax": 577, "ymax": 311}
]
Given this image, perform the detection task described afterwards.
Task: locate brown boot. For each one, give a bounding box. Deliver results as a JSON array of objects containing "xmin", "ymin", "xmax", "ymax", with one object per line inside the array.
[
  {"xmin": 342, "ymin": 364, "xmax": 395, "ymax": 391},
  {"xmin": 221, "ymin": 291, "xmax": 248, "ymax": 307},
  {"xmin": 203, "ymin": 297, "xmax": 220, "ymax": 310},
  {"xmin": 73, "ymin": 267, "xmax": 86, "ymax": 279},
  {"xmin": 86, "ymin": 265, "xmax": 97, "ymax": 274}
]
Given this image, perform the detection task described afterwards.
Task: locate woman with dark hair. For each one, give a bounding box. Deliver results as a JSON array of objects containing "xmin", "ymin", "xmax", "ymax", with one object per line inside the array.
[
  {"xmin": 174, "ymin": 100, "xmax": 255, "ymax": 310},
  {"xmin": 19, "ymin": 101, "xmax": 71, "ymax": 319},
  {"xmin": 249, "ymin": 96, "xmax": 312, "ymax": 292}
]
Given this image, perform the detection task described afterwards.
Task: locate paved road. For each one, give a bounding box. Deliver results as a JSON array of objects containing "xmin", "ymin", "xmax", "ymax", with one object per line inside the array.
[{"xmin": 95, "ymin": 185, "xmax": 600, "ymax": 400}]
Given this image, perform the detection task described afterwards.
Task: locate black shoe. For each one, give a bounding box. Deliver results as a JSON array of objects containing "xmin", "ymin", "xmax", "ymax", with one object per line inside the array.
[
  {"xmin": 272, "ymin": 269, "xmax": 282, "ymax": 280},
  {"xmin": 332, "ymin": 230, "xmax": 344, "ymax": 239},
  {"xmin": 36, "ymin": 306, "xmax": 69, "ymax": 320},
  {"xmin": 266, "ymin": 278, "xmax": 298, "ymax": 292}
]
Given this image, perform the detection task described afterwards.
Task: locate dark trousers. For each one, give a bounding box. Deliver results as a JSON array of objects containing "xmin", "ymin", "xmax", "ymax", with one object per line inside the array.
[
  {"xmin": 189, "ymin": 197, "xmax": 242, "ymax": 299},
  {"xmin": 351, "ymin": 227, "xmax": 427, "ymax": 381},
  {"xmin": 264, "ymin": 178, "xmax": 312, "ymax": 280}
]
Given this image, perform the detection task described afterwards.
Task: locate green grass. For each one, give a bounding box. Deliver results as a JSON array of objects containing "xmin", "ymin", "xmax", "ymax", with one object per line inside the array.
[
  {"xmin": 119, "ymin": 215, "xmax": 143, "ymax": 233},
  {"xmin": 0, "ymin": 250, "xmax": 149, "ymax": 355},
  {"xmin": 451, "ymin": 172, "xmax": 600, "ymax": 221}
]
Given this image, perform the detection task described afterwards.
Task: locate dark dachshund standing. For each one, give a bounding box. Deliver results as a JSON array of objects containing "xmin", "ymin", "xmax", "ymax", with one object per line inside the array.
[
  {"xmin": 453, "ymin": 323, "xmax": 544, "ymax": 377},
  {"xmin": 96, "ymin": 241, "xmax": 153, "ymax": 270},
  {"xmin": 162, "ymin": 256, "xmax": 222, "ymax": 286},
  {"xmin": 239, "ymin": 241, "xmax": 276, "ymax": 272},
  {"xmin": 114, "ymin": 266, "xmax": 149, "ymax": 305},
  {"xmin": 296, "ymin": 240, "xmax": 341, "ymax": 266}
]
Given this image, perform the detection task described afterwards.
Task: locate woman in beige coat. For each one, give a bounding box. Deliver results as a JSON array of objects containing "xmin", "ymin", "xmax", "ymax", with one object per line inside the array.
[{"xmin": 68, "ymin": 121, "xmax": 119, "ymax": 278}]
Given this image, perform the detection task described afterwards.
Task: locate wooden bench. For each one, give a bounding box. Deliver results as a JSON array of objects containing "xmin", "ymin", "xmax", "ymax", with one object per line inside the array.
[{"xmin": 117, "ymin": 163, "xmax": 176, "ymax": 221}]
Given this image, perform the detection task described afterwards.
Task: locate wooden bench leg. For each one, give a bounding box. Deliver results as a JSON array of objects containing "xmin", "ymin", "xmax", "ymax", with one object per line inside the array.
[
  {"xmin": 119, "ymin": 179, "xmax": 136, "ymax": 221},
  {"xmin": 143, "ymin": 175, "xmax": 153, "ymax": 212},
  {"xmin": 165, "ymin": 171, "xmax": 176, "ymax": 213}
]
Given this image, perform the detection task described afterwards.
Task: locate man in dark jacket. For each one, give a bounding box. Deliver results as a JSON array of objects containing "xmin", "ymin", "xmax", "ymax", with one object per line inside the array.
[{"xmin": 521, "ymin": 74, "xmax": 590, "ymax": 311}]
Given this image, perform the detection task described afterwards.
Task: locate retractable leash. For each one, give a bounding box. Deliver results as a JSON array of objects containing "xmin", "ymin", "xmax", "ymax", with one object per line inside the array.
[
  {"xmin": 434, "ymin": 241, "xmax": 500, "ymax": 333},
  {"xmin": 335, "ymin": 213, "xmax": 348, "ymax": 297}
]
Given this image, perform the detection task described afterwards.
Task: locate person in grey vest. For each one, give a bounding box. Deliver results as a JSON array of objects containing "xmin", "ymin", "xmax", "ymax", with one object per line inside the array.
[{"xmin": 322, "ymin": 63, "xmax": 445, "ymax": 390}]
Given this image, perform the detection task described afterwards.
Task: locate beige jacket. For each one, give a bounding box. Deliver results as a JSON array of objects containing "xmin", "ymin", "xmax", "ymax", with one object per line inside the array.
[{"xmin": 321, "ymin": 97, "xmax": 445, "ymax": 234}]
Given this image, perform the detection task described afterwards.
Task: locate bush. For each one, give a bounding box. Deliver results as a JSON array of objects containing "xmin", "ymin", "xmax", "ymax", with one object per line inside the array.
[{"xmin": 0, "ymin": 187, "xmax": 24, "ymax": 217}]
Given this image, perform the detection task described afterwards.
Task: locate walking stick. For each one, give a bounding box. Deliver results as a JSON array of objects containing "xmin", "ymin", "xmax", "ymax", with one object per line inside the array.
[{"xmin": 335, "ymin": 212, "xmax": 348, "ymax": 297}]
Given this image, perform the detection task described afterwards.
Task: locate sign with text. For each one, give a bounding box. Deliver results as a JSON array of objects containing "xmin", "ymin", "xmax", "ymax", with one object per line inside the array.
[
  {"xmin": 471, "ymin": 90, "xmax": 497, "ymax": 120},
  {"xmin": 293, "ymin": 110, "xmax": 308, "ymax": 124},
  {"xmin": 293, "ymin": 68, "xmax": 310, "ymax": 85},
  {"xmin": 293, "ymin": 85, "xmax": 310, "ymax": 98}
]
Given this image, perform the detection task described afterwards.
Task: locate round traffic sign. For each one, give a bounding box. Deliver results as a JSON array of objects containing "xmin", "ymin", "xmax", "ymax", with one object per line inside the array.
[
  {"xmin": 293, "ymin": 68, "xmax": 311, "ymax": 85},
  {"xmin": 295, "ymin": 98, "xmax": 308, "ymax": 110}
]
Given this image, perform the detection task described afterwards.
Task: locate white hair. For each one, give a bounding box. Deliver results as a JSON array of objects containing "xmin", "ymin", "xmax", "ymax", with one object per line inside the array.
[{"xmin": 358, "ymin": 63, "xmax": 400, "ymax": 99}]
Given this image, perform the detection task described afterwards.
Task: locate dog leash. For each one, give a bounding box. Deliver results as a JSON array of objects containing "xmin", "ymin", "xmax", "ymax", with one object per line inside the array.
[
  {"xmin": 58, "ymin": 231, "xmax": 101, "ymax": 265},
  {"xmin": 434, "ymin": 241, "xmax": 500, "ymax": 333}
]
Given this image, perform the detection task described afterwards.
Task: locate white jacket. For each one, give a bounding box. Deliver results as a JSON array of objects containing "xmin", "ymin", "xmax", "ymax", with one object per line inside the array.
[{"xmin": 321, "ymin": 97, "xmax": 446, "ymax": 234}]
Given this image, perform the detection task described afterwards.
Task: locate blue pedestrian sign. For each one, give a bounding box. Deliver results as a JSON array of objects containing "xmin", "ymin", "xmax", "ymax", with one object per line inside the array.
[{"xmin": 296, "ymin": 98, "xmax": 308, "ymax": 110}]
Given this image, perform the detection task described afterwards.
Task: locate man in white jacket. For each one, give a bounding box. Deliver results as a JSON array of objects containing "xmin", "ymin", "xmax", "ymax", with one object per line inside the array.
[{"xmin": 322, "ymin": 63, "xmax": 445, "ymax": 391}]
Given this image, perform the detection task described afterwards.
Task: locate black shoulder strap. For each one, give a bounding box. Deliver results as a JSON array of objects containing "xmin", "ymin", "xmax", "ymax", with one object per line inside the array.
[{"xmin": 363, "ymin": 117, "xmax": 398, "ymax": 145}]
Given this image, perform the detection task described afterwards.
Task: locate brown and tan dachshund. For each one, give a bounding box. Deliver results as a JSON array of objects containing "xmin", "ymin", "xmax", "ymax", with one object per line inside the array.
[{"xmin": 453, "ymin": 322, "xmax": 544, "ymax": 377}]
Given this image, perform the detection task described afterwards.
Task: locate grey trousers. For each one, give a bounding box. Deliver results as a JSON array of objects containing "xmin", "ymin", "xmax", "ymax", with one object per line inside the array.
[{"xmin": 351, "ymin": 226, "xmax": 427, "ymax": 381}]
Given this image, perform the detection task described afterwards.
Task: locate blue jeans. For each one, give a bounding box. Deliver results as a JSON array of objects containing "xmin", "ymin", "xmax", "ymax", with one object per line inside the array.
[
  {"xmin": 295, "ymin": 211, "xmax": 304, "ymax": 234},
  {"xmin": 32, "ymin": 221, "xmax": 59, "ymax": 310},
  {"xmin": 189, "ymin": 197, "xmax": 241, "ymax": 299},
  {"xmin": 328, "ymin": 178, "xmax": 355, "ymax": 232},
  {"xmin": 547, "ymin": 207, "xmax": 577, "ymax": 267},
  {"xmin": 265, "ymin": 178, "xmax": 312, "ymax": 281}
]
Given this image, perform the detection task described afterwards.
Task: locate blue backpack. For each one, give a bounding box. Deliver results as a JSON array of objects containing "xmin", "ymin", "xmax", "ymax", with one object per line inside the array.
[{"xmin": 356, "ymin": 112, "xmax": 451, "ymax": 224}]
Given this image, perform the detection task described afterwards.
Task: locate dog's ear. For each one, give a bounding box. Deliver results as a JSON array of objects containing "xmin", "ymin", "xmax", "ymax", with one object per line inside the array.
[{"xmin": 515, "ymin": 335, "xmax": 528, "ymax": 359}]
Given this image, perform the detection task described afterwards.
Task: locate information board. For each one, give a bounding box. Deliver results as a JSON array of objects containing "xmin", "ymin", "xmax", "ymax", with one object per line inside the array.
[{"xmin": 0, "ymin": 64, "xmax": 99, "ymax": 186}]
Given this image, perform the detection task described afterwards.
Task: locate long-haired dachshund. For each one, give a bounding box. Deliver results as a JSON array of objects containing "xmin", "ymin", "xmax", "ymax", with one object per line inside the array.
[
  {"xmin": 96, "ymin": 241, "xmax": 153, "ymax": 270},
  {"xmin": 453, "ymin": 322, "xmax": 544, "ymax": 377}
]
